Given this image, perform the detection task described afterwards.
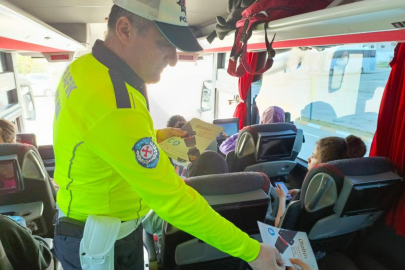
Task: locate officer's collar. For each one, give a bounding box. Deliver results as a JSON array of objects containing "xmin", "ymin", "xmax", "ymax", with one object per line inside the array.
[{"xmin": 92, "ymin": 39, "xmax": 147, "ymax": 95}]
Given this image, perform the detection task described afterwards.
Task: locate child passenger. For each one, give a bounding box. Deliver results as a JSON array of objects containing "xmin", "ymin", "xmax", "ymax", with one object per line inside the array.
[
  {"xmin": 275, "ymin": 135, "xmax": 367, "ymax": 227},
  {"xmin": 0, "ymin": 119, "xmax": 17, "ymax": 143}
]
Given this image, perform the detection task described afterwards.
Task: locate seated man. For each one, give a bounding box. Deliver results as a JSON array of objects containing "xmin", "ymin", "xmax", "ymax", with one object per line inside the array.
[
  {"xmin": 274, "ymin": 135, "xmax": 367, "ymax": 227},
  {"xmin": 0, "ymin": 215, "xmax": 53, "ymax": 270}
]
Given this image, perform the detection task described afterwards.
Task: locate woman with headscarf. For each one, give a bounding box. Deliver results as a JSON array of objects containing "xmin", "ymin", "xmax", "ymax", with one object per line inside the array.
[{"xmin": 219, "ymin": 106, "xmax": 285, "ymax": 155}]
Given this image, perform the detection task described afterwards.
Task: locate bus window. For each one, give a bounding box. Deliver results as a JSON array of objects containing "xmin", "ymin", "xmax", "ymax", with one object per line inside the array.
[
  {"xmin": 255, "ymin": 42, "xmax": 396, "ymax": 161},
  {"xmin": 16, "ymin": 54, "xmax": 69, "ymax": 146},
  {"xmin": 201, "ymin": 81, "xmax": 212, "ymax": 112},
  {"xmin": 0, "ymin": 52, "xmax": 7, "ymax": 73},
  {"xmin": 148, "ymin": 54, "xmax": 215, "ymax": 128},
  {"xmin": 217, "ymin": 91, "xmax": 238, "ymax": 119},
  {"xmin": 251, "ymin": 80, "xmax": 262, "ymax": 124}
]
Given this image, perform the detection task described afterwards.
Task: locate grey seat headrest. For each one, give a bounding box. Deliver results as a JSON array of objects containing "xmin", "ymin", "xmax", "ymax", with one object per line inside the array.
[{"xmin": 185, "ymin": 172, "xmax": 269, "ymax": 195}]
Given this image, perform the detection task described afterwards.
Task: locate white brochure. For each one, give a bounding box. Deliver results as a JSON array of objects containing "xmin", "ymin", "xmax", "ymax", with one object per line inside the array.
[{"xmin": 258, "ymin": 221, "xmax": 319, "ymax": 270}]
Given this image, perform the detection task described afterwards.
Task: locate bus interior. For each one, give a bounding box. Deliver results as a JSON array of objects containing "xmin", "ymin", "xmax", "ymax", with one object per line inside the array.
[{"xmin": 1, "ymin": 0, "xmax": 405, "ymax": 269}]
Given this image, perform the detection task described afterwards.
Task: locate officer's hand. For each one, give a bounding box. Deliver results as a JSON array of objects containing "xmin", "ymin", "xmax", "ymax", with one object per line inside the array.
[
  {"xmin": 156, "ymin": 128, "xmax": 188, "ymax": 143},
  {"xmin": 248, "ymin": 244, "xmax": 285, "ymax": 270}
]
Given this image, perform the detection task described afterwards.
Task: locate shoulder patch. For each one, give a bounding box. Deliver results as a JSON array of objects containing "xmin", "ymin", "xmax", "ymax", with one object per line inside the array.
[{"xmin": 132, "ymin": 137, "xmax": 159, "ymax": 169}]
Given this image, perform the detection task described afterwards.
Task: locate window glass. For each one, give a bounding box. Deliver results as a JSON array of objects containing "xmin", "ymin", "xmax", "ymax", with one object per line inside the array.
[
  {"xmin": 224, "ymin": 52, "xmax": 231, "ymax": 70},
  {"xmin": 0, "ymin": 52, "xmax": 7, "ymax": 73},
  {"xmin": 0, "ymin": 91, "xmax": 9, "ymax": 110},
  {"xmin": 148, "ymin": 54, "xmax": 215, "ymax": 128},
  {"xmin": 251, "ymin": 80, "xmax": 262, "ymax": 124},
  {"xmin": 16, "ymin": 54, "xmax": 70, "ymax": 145},
  {"xmin": 256, "ymin": 42, "xmax": 396, "ymax": 161},
  {"xmin": 217, "ymin": 91, "xmax": 238, "ymax": 119}
]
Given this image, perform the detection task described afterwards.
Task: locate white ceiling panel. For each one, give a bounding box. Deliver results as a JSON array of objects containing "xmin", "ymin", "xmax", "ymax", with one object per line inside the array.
[
  {"xmin": 9, "ymin": 0, "xmax": 228, "ymax": 27},
  {"xmin": 20, "ymin": 7, "xmax": 112, "ymax": 24}
]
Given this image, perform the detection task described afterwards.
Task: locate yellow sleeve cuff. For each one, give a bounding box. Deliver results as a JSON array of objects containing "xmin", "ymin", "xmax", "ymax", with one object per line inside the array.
[{"xmin": 241, "ymin": 237, "xmax": 261, "ymax": 262}]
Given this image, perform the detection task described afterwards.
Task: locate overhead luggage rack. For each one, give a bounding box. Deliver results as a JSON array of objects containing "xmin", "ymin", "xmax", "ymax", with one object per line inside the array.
[{"xmin": 200, "ymin": 0, "xmax": 405, "ymax": 52}]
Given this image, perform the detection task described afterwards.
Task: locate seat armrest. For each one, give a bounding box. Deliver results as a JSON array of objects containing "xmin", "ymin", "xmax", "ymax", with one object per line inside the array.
[
  {"xmin": 143, "ymin": 230, "xmax": 157, "ymax": 262},
  {"xmin": 225, "ymin": 151, "xmax": 235, "ymax": 172},
  {"xmin": 0, "ymin": 240, "xmax": 13, "ymax": 270},
  {"xmin": 279, "ymin": 200, "xmax": 301, "ymax": 230},
  {"xmin": 43, "ymin": 238, "xmax": 53, "ymax": 249}
]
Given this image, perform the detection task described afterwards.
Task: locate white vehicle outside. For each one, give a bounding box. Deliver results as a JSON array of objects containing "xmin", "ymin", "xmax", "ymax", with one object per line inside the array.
[{"xmin": 26, "ymin": 73, "xmax": 58, "ymax": 97}]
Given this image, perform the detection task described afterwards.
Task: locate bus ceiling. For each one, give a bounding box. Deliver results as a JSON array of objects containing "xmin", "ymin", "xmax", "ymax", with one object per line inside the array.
[
  {"xmin": 0, "ymin": 0, "xmax": 227, "ymax": 58},
  {"xmin": 2, "ymin": 0, "xmax": 405, "ymax": 58},
  {"xmin": 0, "ymin": 0, "xmax": 85, "ymax": 59}
]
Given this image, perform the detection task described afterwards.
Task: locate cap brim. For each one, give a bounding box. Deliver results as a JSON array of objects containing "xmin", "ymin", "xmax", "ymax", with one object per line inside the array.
[{"xmin": 154, "ymin": 21, "xmax": 203, "ymax": 53}]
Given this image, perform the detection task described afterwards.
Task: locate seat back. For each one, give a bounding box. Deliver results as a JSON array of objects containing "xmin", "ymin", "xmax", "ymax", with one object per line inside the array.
[
  {"xmin": 0, "ymin": 144, "xmax": 56, "ymax": 237},
  {"xmin": 16, "ymin": 133, "xmax": 37, "ymax": 149},
  {"xmin": 227, "ymin": 123, "xmax": 303, "ymax": 177},
  {"xmin": 160, "ymin": 172, "xmax": 270, "ymax": 270},
  {"xmin": 187, "ymin": 151, "xmax": 229, "ymax": 177},
  {"xmin": 0, "ymin": 240, "xmax": 13, "ymax": 270},
  {"xmin": 280, "ymin": 157, "xmax": 402, "ymax": 255}
]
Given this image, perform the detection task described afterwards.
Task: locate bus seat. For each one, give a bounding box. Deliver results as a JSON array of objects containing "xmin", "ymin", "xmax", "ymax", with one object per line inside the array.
[
  {"xmin": 278, "ymin": 157, "xmax": 402, "ymax": 256},
  {"xmin": 143, "ymin": 229, "xmax": 158, "ymax": 270},
  {"xmin": 0, "ymin": 144, "xmax": 56, "ymax": 237},
  {"xmin": 0, "ymin": 240, "xmax": 13, "ymax": 270},
  {"xmin": 159, "ymin": 172, "xmax": 270, "ymax": 270},
  {"xmin": 0, "ymin": 216, "xmax": 55, "ymax": 270},
  {"xmin": 226, "ymin": 123, "xmax": 303, "ymax": 178},
  {"xmin": 188, "ymin": 151, "xmax": 229, "ymax": 177},
  {"xmin": 206, "ymin": 140, "xmax": 217, "ymax": 152},
  {"xmin": 16, "ymin": 133, "xmax": 38, "ymax": 149}
]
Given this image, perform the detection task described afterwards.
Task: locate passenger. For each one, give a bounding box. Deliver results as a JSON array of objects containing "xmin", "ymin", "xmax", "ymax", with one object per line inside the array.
[
  {"xmin": 167, "ymin": 115, "xmax": 186, "ymax": 128},
  {"xmin": 0, "ymin": 119, "xmax": 17, "ymax": 143},
  {"xmin": 274, "ymin": 135, "xmax": 367, "ymax": 227},
  {"xmin": 0, "ymin": 119, "xmax": 18, "ymax": 190},
  {"xmin": 0, "ymin": 215, "xmax": 53, "ymax": 270},
  {"xmin": 219, "ymin": 106, "xmax": 285, "ymax": 155}
]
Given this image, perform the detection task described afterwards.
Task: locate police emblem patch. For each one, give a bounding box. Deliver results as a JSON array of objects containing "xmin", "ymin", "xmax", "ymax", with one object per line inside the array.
[{"xmin": 132, "ymin": 137, "xmax": 159, "ymax": 169}]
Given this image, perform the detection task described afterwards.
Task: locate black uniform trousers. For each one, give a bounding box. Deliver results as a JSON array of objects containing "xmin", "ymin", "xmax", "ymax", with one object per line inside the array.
[{"xmin": 54, "ymin": 221, "xmax": 144, "ymax": 270}]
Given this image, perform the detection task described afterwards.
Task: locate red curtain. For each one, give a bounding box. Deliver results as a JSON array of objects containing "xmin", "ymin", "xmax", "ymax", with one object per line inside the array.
[
  {"xmin": 370, "ymin": 43, "xmax": 405, "ymax": 236},
  {"xmin": 233, "ymin": 52, "xmax": 259, "ymax": 130}
]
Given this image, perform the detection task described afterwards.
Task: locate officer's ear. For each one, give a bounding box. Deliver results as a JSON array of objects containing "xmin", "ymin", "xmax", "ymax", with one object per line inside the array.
[{"xmin": 115, "ymin": 17, "xmax": 136, "ymax": 45}]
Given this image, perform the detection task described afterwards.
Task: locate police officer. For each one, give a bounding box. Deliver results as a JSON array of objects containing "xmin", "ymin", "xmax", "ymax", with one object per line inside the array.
[{"xmin": 53, "ymin": 0, "xmax": 284, "ymax": 269}]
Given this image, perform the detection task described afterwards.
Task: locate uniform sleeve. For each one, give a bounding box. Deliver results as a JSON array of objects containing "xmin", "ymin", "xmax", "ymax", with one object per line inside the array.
[{"xmin": 83, "ymin": 109, "xmax": 260, "ymax": 262}]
